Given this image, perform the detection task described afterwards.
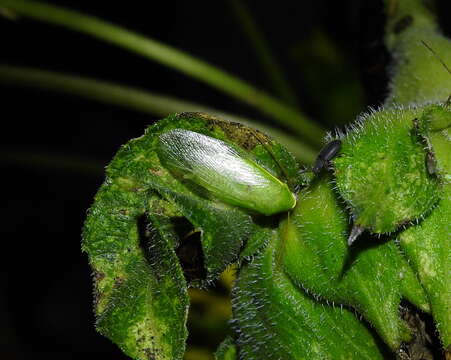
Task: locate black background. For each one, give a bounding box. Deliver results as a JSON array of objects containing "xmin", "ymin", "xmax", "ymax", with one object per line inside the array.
[{"xmin": 1, "ymin": 1, "xmax": 450, "ymax": 359}]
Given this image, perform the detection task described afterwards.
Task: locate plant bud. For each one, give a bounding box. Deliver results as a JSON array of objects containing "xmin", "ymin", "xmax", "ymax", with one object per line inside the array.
[{"xmin": 333, "ymin": 106, "xmax": 441, "ymax": 234}]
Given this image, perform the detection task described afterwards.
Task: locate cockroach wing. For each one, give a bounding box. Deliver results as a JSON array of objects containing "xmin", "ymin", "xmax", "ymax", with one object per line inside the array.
[{"xmin": 157, "ymin": 129, "xmax": 296, "ymax": 216}]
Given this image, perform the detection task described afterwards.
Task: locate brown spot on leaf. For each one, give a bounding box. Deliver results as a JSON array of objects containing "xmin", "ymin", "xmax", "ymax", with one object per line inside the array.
[
  {"xmin": 208, "ymin": 119, "xmax": 270, "ymax": 151},
  {"xmin": 149, "ymin": 168, "xmax": 164, "ymax": 176},
  {"xmin": 175, "ymin": 111, "xmax": 271, "ymax": 151},
  {"xmin": 425, "ymin": 151, "xmax": 437, "ymax": 176},
  {"xmin": 114, "ymin": 276, "xmax": 125, "ymax": 287},
  {"xmin": 92, "ymin": 271, "xmax": 106, "ymax": 308},
  {"xmin": 93, "ymin": 271, "xmax": 105, "ymax": 282}
]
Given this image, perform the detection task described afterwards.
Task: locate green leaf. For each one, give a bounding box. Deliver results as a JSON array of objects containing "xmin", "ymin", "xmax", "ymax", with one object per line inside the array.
[
  {"xmin": 398, "ymin": 106, "xmax": 451, "ymax": 347},
  {"xmin": 82, "ymin": 112, "xmax": 301, "ymax": 359},
  {"xmin": 399, "ymin": 185, "xmax": 450, "ymax": 348},
  {"xmin": 280, "ymin": 176, "xmax": 429, "ymax": 349},
  {"xmin": 333, "ymin": 106, "xmax": 441, "ymax": 234},
  {"xmin": 82, "ymin": 183, "xmax": 189, "ymax": 360},
  {"xmin": 232, "ymin": 229, "xmax": 384, "ymax": 359}
]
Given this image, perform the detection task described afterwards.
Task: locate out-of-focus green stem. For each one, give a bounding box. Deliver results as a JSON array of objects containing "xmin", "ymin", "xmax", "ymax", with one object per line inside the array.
[
  {"xmin": 0, "ymin": 65, "xmax": 317, "ymax": 163},
  {"xmin": 229, "ymin": 0, "xmax": 298, "ymax": 106},
  {"xmin": 1, "ymin": 149, "xmax": 105, "ymax": 175},
  {"xmin": 0, "ymin": 0, "xmax": 325, "ymax": 145},
  {"xmin": 382, "ymin": 0, "xmax": 451, "ymax": 105}
]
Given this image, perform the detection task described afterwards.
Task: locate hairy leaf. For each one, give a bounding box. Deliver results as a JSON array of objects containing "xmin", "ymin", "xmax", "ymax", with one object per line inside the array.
[
  {"xmin": 281, "ymin": 176, "xmax": 429, "ymax": 349},
  {"xmin": 398, "ymin": 105, "xmax": 451, "ymax": 347},
  {"xmin": 333, "ymin": 106, "xmax": 441, "ymax": 234},
  {"xmin": 232, "ymin": 230, "xmax": 384, "ymax": 359},
  {"xmin": 82, "ymin": 112, "xmax": 301, "ymax": 359}
]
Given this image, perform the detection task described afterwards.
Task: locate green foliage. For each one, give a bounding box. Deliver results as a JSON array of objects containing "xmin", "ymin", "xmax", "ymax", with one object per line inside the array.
[
  {"xmin": 74, "ymin": 0, "xmax": 451, "ymax": 357},
  {"xmin": 398, "ymin": 105, "xmax": 451, "ymax": 347},
  {"xmin": 82, "ymin": 113, "xmax": 303, "ymax": 358},
  {"xmin": 0, "ymin": 0, "xmax": 450, "ymax": 358},
  {"xmin": 333, "ymin": 106, "xmax": 441, "ymax": 234},
  {"xmin": 281, "ymin": 176, "xmax": 429, "ymax": 349},
  {"xmin": 232, "ymin": 231, "xmax": 384, "ymax": 359},
  {"xmin": 83, "ymin": 104, "xmax": 449, "ymax": 359}
]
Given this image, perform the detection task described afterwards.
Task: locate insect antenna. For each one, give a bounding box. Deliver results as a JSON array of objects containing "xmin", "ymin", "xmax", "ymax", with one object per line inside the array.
[
  {"xmin": 420, "ymin": 40, "xmax": 451, "ymax": 75},
  {"xmin": 250, "ymin": 129, "xmax": 292, "ymax": 187},
  {"xmin": 420, "ymin": 40, "xmax": 451, "ymax": 104}
]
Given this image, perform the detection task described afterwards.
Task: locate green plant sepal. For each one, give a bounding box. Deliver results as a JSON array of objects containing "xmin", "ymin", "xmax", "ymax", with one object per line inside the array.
[
  {"xmin": 232, "ymin": 229, "xmax": 384, "ymax": 359},
  {"xmin": 333, "ymin": 105, "xmax": 441, "ymax": 234},
  {"xmin": 398, "ymin": 106, "xmax": 451, "ymax": 348},
  {"xmin": 399, "ymin": 184, "xmax": 450, "ymax": 349},
  {"xmin": 281, "ymin": 175, "xmax": 429, "ymax": 350}
]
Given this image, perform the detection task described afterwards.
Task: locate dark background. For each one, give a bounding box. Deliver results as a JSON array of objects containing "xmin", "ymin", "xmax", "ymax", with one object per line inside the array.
[{"xmin": 1, "ymin": 1, "xmax": 450, "ymax": 359}]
